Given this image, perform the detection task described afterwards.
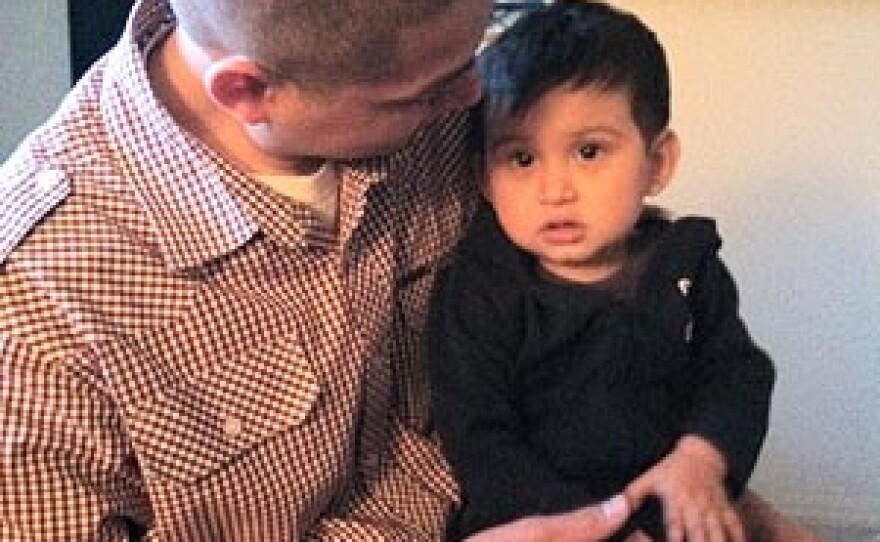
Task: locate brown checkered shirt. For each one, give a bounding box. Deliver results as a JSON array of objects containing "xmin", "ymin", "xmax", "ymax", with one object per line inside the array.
[{"xmin": 0, "ymin": 1, "xmax": 478, "ymax": 539}]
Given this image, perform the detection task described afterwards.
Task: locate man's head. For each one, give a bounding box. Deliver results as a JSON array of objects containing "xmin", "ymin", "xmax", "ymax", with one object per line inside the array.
[
  {"xmin": 479, "ymin": 0, "xmax": 670, "ymax": 146},
  {"xmin": 166, "ymin": 0, "xmax": 492, "ymax": 170},
  {"xmin": 172, "ymin": 0, "xmax": 460, "ymax": 86}
]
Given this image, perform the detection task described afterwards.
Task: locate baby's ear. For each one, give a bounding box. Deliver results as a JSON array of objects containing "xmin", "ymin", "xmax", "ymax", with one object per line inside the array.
[{"xmin": 646, "ymin": 129, "xmax": 680, "ymax": 197}]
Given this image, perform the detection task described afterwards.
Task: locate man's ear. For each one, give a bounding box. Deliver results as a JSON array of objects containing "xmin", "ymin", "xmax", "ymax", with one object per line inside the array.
[
  {"xmin": 204, "ymin": 56, "xmax": 273, "ymax": 125},
  {"xmin": 645, "ymin": 129, "xmax": 680, "ymax": 197}
]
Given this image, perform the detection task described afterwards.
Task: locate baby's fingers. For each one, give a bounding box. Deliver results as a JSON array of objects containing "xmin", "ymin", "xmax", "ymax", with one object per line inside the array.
[
  {"xmin": 699, "ymin": 511, "xmax": 724, "ymax": 542},
  {"xmin": 683, "ymin": 508, "xmax": 710, "ymax": 542},
  {"xmin": 680, "ymin": 505, "xmax": 743, "ymax": 542},
  {"xmin": 663, "ymin": 505, "xmax": 685, "ymax": 542},
  {"xmin": 722, "ymin": 506, "xmax": 746, "ymax": 542}
]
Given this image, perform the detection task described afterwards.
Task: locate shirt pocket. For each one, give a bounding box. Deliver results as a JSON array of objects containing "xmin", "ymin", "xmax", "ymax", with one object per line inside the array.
[{"xmin": 126, "ymin": 337, "xmax": 320, "ymax": 486}]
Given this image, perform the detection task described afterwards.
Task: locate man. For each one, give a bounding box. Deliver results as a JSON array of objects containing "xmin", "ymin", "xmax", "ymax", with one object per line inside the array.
[
  {"xmin": 1, "ymin": 0, "xmax": 497, "ymax": 539},
  {"xmin": 0, "ymin": 0, "xmax": 818, "ymax": 540}
]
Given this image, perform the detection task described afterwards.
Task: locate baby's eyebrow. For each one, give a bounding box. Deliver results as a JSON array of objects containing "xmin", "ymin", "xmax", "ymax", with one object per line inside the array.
[
  {"xmin": 569, "ymin": 126, "xmax": 623, "ymax": 138},
  {"xmin": 487, "ymin": 132, "xmax": 530, "ymax": 151}
]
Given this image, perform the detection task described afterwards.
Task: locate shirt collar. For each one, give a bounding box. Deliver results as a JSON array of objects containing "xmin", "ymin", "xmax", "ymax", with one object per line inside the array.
[
  {"xmin": 100, "ymin": 0, "xmax": 257, "ymax": 272},
  {"xmin": 100, "ymin": 0, "xmax": 417, "ymax": 270}
]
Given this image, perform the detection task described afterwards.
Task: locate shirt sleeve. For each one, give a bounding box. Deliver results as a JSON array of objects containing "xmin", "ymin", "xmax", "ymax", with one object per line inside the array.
[
  {"xmin": 0, "ymin": 334, "xmax": 151, "ymax": 541},
  {"xmin": 682, "ymin": 255, "xmax": 776, "ymax": 497},
  {"xmin": 425, "ymin": 261, "xmax": 596, "ymax": 538}
]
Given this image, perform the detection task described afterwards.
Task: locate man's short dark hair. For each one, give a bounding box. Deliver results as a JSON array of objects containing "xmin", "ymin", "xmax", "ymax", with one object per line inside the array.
[{"xmin": 170, "ymin": 0, "xmax": 457, "ymax": 85}]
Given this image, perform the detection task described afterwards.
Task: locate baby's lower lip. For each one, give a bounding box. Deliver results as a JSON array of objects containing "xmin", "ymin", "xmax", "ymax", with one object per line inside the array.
[{"xmin": 540, "ymin": 222, "xmax": 584, "ymax": 243}]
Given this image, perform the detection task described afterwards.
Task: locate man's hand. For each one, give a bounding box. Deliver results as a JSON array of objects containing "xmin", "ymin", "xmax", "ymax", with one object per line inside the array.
[
  {"xmin": 463, "ymin": 494, "xmax": 631, "ymax": 542},
  {"xmin": 626, "ymin": 435, "xmax": 744, "ymax": 542}
]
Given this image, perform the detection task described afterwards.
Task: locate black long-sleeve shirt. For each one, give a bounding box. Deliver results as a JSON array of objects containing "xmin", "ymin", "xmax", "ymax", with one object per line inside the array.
[{"xmin": 427, "ymin": 205, "xmax": 775, "ymax": 540}]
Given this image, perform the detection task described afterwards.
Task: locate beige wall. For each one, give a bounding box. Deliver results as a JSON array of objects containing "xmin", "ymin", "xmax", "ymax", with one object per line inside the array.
[
  {"xmin": 0, "ymin": 1, "xmax": 70, "ymax": 160},
  {"xmin": 609, "ymin": 1, "xmax": 880, "ymax": 526}
]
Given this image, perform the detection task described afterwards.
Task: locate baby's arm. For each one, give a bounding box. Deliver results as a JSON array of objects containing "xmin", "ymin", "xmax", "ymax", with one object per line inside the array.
[
  {"xmin": 620, "ymin": 225, "xmax": 775, "ymax": 542},
  {"xmin": 625, "ymin": 435, "xmax": 745, "ymax": 542},
  {"xmin": 680, "ymin": 255, "xmax": 776, "ymax": 497}
]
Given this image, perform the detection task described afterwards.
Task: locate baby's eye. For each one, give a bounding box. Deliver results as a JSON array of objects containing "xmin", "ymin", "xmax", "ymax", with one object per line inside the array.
[
  {"xmin": 509, "ymin": 150, "xmax": 535, "ymax": 168},
  {"xmin": 578, "ymin": 144, "xmax": 602, "ymax": 160}
]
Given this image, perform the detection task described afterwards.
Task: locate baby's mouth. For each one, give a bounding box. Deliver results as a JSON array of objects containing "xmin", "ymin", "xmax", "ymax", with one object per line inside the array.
[{"xmin": 539, "ymin": 219, "xmax": 584, "ymax": 244}]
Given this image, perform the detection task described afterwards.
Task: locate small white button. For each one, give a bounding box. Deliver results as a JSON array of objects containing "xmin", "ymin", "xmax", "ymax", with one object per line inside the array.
[
  {"xmin": 677, "ymin": 277, "xmax": 692, "ymax": 296},
  {"xmin": 222, "ymin": 415, "xmax": 243, "ymax": 438},
  {"xmin": 34, "ymin": 169, "xmax": 65, "ymax": 192}
]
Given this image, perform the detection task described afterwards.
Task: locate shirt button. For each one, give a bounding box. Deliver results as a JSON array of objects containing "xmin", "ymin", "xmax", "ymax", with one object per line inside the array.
[
  {"xmin": 222, "ymin": 415, "xmax": 243, "ymax": 438},
  {"xmin": 34, "ymin": 169, "xmax": 65, "ymax": 192}
]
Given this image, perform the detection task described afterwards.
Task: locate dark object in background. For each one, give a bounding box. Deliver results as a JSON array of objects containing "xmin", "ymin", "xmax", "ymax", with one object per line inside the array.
[{"xmin": 68, "ymin": 0, "xmax": 133, "ymax": 83}]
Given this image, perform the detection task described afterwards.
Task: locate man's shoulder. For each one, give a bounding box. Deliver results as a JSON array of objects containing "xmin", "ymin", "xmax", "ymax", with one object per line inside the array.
[
  {"xmin": 0, "ymin": 66, "xmax": 127, "ymax": 265},
  {"xmin": 0, "ymin": 143, "xmax": 192, "ymax": 350},
  {"xmin": 0, "ymin": 151, "xmax": 72, "ymax": 265},
  {"xmin": 402, "ymin": 110, "xmax": 474, "ymax": 186}
]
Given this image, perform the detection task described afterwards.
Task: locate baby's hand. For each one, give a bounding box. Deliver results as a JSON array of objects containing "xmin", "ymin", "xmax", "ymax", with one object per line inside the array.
[{"xmin": 625, "ymin": 435, "xmax": 744, "ymax": 542}]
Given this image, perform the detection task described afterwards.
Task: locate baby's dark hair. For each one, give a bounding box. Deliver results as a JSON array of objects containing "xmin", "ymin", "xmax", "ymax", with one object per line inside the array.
[{"xmin": 478, "ymin": 1, "xmax": 670, "ymax": 144}]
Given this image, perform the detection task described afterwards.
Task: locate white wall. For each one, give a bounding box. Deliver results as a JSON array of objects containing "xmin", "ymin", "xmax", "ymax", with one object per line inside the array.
[
  {"xmin": 609, "ymin": 0, "xmax": 880, "ymax": 527},
  {"xmin": 0, "ymin": 1, "xmax": 70, "ymax": 160},
  {"xmin": 2, "ymin": 0, "xmax": 878, "ymax": 529}
]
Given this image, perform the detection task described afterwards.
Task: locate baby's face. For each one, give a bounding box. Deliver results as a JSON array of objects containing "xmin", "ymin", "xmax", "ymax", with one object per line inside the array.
[{"xmin": 483, "ymin": 84, "xmax": 678, "ymax": 284}]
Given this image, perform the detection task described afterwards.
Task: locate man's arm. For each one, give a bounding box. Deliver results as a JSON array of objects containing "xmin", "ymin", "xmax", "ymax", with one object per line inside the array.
[
  {"xmin": 302, "ymin": 411, "xmax": 461, "ymax": 541},
  {"xmin": 463, "ymin": 494, "xmax": 631, "ymax": 542},
  {"xmin": 1, "ymin": 334, "xmax": 149, "ymax": 540},
  {"xmin": 736, "ymin": 491, "xmax": 822, "ymax": 542},
  {"xmin": 462, "ymin": 488, "xmax": 822, "ymax": 542}
]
